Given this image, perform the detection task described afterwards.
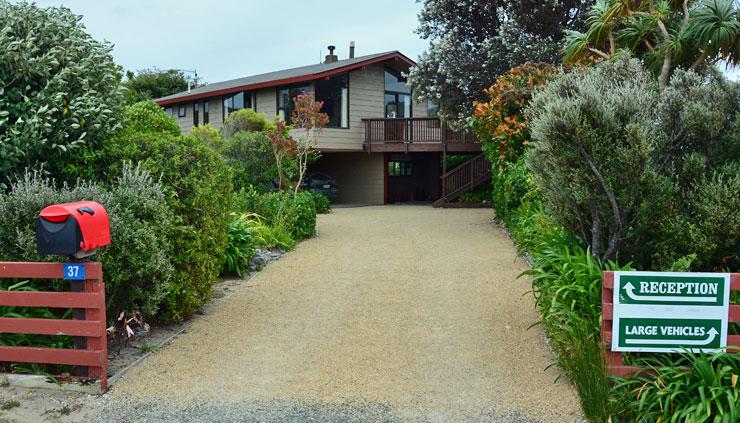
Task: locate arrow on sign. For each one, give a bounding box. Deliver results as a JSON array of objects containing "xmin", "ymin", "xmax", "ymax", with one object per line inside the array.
[
  {"xmin": 623, "ymin": 282, "xmax": 715, "ymax": 303},
  {"xmin": 625, "ymin": 328, "xmax": 718, "ymax": 346}
]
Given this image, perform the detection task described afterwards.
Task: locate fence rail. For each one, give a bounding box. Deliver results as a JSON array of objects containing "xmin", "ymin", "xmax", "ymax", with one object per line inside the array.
[
  {"xmin": 0, "ymin": 261, "xmax": 107, "ymax": 391},
  {"xmin": 601, "ymin": 271, "xmax": 740, "ymax": 377}
]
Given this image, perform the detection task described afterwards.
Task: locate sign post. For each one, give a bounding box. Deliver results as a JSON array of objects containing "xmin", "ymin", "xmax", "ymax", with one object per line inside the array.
[{"xmin": 612, "ymin": 272, "xmax": 730, "ymax": 353}]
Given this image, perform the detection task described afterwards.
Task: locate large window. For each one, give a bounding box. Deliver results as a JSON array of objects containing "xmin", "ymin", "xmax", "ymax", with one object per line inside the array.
[
  {"xmin": 277, "ymin": 84, "xmax": 310, "ymax": 124},
  {"xmin": 203, "ymin": 100, "xmax": 209, "ymax": 124},
  {"xmin": 178, "ymin": 104, "xmax": 186, "ymax": 118},
  {"xmin": 164, "ymin": 106, "xmax": 173, "ymax": 116},
  {"xmin": 315, "ymin": 74, "xmax": 349, "ymax": 128},
  {"xmin": 193, "ymin": 102, "xmax": 199, "ymax": 126},
  {"xmin": 223, "ymin": 91, "xmax": 252, "ymax": 120},
  {"xmin": 384, "ymin": 68, "xmax": 412, "ymax": 118}
]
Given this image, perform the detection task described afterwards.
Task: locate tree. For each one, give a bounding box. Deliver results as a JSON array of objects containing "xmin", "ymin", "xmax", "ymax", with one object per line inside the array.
[
  {"xmin": 526, "ymin": 57, "xmax": 740, "ymax": 267},
  {"xmin": 265, "ymin": 120, "xmax": 296, "ymax": 191},
  {"xmin": 123, "ymin": 68, "xmax": 199, "ymax": 104},
  {"xmin": 408, "ymin": 0, "xmax": 589, "ymax": 124},
  {"xmin": 0, "ymin": 1, "xmax": 124, "ymax": 187},
  {"xmin": 290, "ymin": 94, "xmax": 328, "ymax": 196},
  {"xmin": 563, "ymin": 0, "xmax": 740, "ymax": 88}
]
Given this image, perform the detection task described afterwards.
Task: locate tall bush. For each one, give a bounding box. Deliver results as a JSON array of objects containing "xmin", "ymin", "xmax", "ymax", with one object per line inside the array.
[
  {"xmin": 100, "ymin": 102, "xmax": 233, "ymax": 320},
  {"xmin": 0, "ymin": 164, "xmax": 174, "ymax": 318},
  {"xmin": 471, "ymin": 63, "xmax": 554, "ymax": 169},
  {"xmin": 527, "ymin": 58, "xmax": 673, "ymax": 262},
  {"xmin": 222, "ymin": 131, "xmax": 276, "ymax": 191},
  {"xmin": 221, "ymin": 108, "xmax": 272, "ymax": 138},
  {"xmin": 0, "ymin": 1, "xmax": 124, "ymax": 186},
  {"xmin": 527, "ymin": 59, "xmax": 739, "ymax": 270}
]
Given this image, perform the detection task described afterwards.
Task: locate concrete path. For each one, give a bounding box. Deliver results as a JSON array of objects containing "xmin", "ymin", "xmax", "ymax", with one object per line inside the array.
[{"xmin": 87, "ymin": 206, "xmax": 581, "ymax": 422}]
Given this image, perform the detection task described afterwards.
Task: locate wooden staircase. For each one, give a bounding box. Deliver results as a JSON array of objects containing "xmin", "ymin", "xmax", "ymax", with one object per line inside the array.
[{"xmin": 433, "ymin": 153, "xmax": 491, "ymax": 207}]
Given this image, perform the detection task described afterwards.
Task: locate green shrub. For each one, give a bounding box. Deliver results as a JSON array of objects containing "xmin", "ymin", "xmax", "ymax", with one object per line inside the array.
[
  {"xmin": 233, "ymin": 187, "xmax": 286, "ymax": 226},
  {"xmin": 308, "ymin": 191, "xmax": 332, "ymax": 214},
  {"xmin": 222, "ymin": 131, "xmax": 276, "ymax": 191},
  {"xmin": 0, "ymin": 164, "xmax": 174, "ymax": 319},
  {"xmin": 99, "ymin": 103, "xmax": 233, "ymax": 321},
  {"xmin": 190, "ymin": 124, "xmax": 223, "ymax": 150},
  {"xmin": 287, "ymin": 191, "xmax": 317, "ymax": 240},
  {"xmin": 490, "ymin": 155, "xmax": 534, "ymax": 222},
  {"xmin": 527, "ymin": 59, "xmax": 739, "ymax": 270},
  {"xmin": 612, "ymin": 352, "xmax": 740, "ymax": 422},
  {"xmin": 232, "ymin": 187, "xmax": 316, "ymax": 241},
  {"xmin": 242, "ymin": 214, "xmax": 295, "ymax": 251},
  {"xmin": 0, "ymin": 1, "xmax": 124, "ymax": 186},
  {"xmin": 221, "ymin": 108, "xmax": 273, "ymax": 138},
  {"xmin": 221, "ymin": 214, "xmax": 256, "ymax": 277}
]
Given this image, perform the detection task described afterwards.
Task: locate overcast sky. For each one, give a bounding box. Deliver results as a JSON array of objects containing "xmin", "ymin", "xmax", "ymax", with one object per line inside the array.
[
  {"xmin": 25, "ymin": 1, "xmax": 740, "ymax": 83},
  {"xmin": 31, "ymin": 0, "xmax": 429, "ymax": 83}
]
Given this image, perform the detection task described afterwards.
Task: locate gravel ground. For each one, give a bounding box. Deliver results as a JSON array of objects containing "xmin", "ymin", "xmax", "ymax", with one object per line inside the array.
[{"xmin": 5, "ymin": 206, "xmax": 582, "ymax": 422}]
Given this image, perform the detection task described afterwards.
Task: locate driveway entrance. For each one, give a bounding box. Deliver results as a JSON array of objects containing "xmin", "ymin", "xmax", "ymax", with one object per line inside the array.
[{"xmin": 87, "ymin": 206, "xmax": 581, "ymax": 421}]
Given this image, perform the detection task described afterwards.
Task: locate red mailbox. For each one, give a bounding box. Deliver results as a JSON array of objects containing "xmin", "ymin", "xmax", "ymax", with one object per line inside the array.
[{"xmin": 36, "ymin": 201, "xmax": 110, "ymax": 258}]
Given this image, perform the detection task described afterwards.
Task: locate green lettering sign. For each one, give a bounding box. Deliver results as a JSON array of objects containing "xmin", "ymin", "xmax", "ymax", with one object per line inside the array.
[
  {"xmin": 618, "ymin": 274, "xmax": 725, "ymax": 306},
  {"xmin": 612, "ymin": 271, "xmax": 730, "ymax": 353}
]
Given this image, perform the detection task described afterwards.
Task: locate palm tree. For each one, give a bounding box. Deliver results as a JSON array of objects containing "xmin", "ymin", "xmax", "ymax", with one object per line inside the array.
[{"xmin": 564, "ymin": 0, "xmax": 740, "ymax": 88}]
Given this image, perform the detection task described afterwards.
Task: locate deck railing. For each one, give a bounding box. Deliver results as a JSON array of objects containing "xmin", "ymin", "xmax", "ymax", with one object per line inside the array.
[{"xmin": 363, "ymin": 118, "xmax": 477, "ymax": 146}]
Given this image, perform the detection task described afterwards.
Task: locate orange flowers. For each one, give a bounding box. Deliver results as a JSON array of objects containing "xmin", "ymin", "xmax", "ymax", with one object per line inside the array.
[{"xmin": 471, "ymin": 63, "xmax": 554, "ymax": 168}]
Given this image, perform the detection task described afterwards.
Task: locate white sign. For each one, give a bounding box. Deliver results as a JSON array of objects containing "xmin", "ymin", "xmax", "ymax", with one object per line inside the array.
[{"xmin": 611, "ymin": 271, "xmax": 730, "ymax": 353}]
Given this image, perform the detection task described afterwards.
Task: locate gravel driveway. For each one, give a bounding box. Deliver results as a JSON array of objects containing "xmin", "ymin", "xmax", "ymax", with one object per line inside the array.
[{"xmin": 82, "ymin": 205, "xmax": 581, "ymax": 422}]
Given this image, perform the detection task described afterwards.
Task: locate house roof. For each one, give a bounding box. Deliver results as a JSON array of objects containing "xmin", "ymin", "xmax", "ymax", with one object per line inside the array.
[{"xmin": 155, "ymin": 51, "xmax": 416, "ymax": 106}]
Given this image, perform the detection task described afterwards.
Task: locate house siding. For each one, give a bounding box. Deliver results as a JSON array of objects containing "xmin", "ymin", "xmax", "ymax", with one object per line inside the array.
[
  {"xmin": 166, "ymin": 63, "xmax": 426, "ymax": 148},
  {"xmin": 315, "ymin": 64, "xmax": 384, "ymax": 151}
]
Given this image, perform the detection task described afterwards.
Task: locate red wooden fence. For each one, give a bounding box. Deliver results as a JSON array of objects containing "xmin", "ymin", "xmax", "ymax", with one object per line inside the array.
[
  {"xmin": 601, "ymin": 271, "xmax": 740, "ymax": 377},
  {"xmin": 0, "ymin": 262, "xmax": 107, "ymax": 390}
]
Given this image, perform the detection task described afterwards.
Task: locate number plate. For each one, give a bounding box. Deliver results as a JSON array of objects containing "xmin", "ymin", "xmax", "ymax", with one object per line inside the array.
[{"xmin": 63, "ymin": 263, "xmax": 86, "ymax": 281}]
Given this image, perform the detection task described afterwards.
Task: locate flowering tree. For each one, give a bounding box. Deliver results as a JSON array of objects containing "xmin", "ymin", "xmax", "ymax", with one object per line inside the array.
[
  {"xmin": 471, "ymin": 63, "xmax": 554, "ymax": 169},
  {"xmin": 290, "ymin": 94, "xmax": 329, "ymax": 196},
  {"xmin": 265, "ymin": 119, "xmax": 296, "ymax": 190}
]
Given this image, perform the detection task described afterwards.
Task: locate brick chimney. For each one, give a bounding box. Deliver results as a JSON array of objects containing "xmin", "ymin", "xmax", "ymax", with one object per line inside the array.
[{"xmin": 324, "ymin": 45, "xmax": 338, "ymax": 63}]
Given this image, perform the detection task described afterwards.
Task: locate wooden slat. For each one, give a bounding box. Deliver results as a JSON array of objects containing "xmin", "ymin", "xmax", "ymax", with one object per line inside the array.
[
  {"xmin": 0, "ymin": 346, "xmax": 104, "ymax": 366},
  {"xmin": 603, "ymin": 303, "xmax": 613, "ymax": 320},
  {"xmin": 730, "ymin": 305, "xmax": 740, "ymax": 322},
  {"xmin": 0, "ymin": 291, "xmax": 103, "ymax": 309},
  {"xmin": 0, "ymin": 317, "xmax": 103, "ymax": 337},
  {"xmin": 602, "ymin": 271, "xmax": 614, "ymax": 289},
  {"xmin": 728, "ymin": 334, "xmax": 740, "ymax": 347},
  {"xmin": 0, "ymin": 262, "xmax": 101, "ymax": 280}
]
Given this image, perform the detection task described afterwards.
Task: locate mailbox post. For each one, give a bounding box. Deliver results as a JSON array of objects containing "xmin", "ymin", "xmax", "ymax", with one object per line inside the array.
[{"xmin": 35, "ymin": 201, "xmax": 111, "ymax": 379}]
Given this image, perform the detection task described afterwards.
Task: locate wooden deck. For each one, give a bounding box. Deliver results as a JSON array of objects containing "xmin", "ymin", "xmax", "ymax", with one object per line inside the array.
[{"xmin": 363, "ymin": 118, "xmax": 481, "ymax": 153}]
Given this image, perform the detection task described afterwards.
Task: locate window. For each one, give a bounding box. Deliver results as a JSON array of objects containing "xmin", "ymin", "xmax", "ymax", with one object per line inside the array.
[
  {"xmin": 178, "ymin": 104, "xmax": 186, "ymax": 118},
  {"xmin": 384, "ymin": 68, "xmax": 412, "ymax": 118},
  {"xmin": 427, "ymin": 99, "xmax": 439, "ymax": 118},
  {"xmin": 315, "ymin": 74, "xmax": 349, "ymax": 128},
  {"xmin": 164, "ymin": 106, "xmax": 173, "ymax": 116},
  {"xmin": 203, "ymin": 100, "xmax": 209, "ymax": 124},
  {"xmin": 223, "ymin": 91, "xmax": 252, "ymax": 120},
  {"xmin": 193, "ymin": 102, "xmax": 199, "ymax": 126},
  {"xmin": 388, "ymin": 160, "xmax": 412, "ymax": 177},
  {"xmin": 277, "ymin": 84, "xmax": 310, "ymax": 124}
]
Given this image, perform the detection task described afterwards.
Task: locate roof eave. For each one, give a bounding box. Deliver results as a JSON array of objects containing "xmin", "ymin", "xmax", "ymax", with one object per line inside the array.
[{"xmin": 155, "ymin": 51, "xmax": 416, "ymax": 106}]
